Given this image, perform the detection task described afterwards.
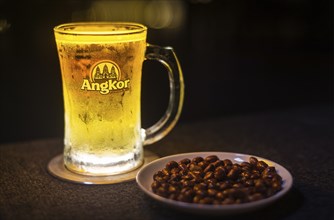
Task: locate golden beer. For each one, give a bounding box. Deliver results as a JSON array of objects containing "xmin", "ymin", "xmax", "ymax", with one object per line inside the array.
[
  {"xmin": 55, "ymin": 23, "xmax": 146, "ymax": 175},
  {"xmin": 53, "ymin": 22, "xmax": 184, "ymax": 180}
]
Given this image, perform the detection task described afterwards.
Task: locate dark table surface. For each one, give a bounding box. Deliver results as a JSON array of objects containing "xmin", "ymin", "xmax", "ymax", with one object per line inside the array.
[{"xmin": 0, "ymin": 104, "xmax": 333, "ymax": 220}]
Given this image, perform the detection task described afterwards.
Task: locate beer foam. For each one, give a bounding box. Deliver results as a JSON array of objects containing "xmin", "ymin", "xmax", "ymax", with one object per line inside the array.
[{"xmin": 54, "ymin": 22, "xmax": 147, "ymax": 44}]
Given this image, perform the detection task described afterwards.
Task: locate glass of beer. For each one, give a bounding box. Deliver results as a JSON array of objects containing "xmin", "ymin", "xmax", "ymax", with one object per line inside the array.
[{"xmin": 51, "ymin": 22, "xmax": 184, "ymax": 179}]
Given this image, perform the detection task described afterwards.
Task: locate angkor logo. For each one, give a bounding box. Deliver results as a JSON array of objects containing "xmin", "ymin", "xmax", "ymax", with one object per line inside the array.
[
  {"xmin": 91, "ymin": 61, "xmax": 120, "ymax": 82},
  {"xmin": 81, "ymin": 60, "xmax": 130, "ymax": 95}
]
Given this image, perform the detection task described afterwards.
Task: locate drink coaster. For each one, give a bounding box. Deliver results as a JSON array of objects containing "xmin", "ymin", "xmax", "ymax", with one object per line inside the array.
[{"xmin": 47, "ymin": 149, "xmax": 159, "ymax": 185}]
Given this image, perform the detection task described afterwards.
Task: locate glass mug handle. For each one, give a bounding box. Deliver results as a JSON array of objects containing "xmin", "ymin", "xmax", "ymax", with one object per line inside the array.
[{"xmin": 142, "ymin": 44, "xmax": 185, "ymax": 145}]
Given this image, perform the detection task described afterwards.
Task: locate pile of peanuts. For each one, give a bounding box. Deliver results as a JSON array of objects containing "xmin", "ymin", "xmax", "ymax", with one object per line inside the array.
[{"xmin": 151, "ymin": 155, "xmax": 283, "ymax": 205}]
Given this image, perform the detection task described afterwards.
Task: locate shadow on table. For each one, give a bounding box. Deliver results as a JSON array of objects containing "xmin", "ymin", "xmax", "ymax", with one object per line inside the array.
[{"xmin": 151, "ymin": 187, "xmax": 304, "ymax": 220}]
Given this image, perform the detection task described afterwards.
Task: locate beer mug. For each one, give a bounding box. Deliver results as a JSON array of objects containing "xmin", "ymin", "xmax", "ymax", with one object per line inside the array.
[{"xmin": 53, "ymin": 22, "xmax": 184, "ymax": 176}]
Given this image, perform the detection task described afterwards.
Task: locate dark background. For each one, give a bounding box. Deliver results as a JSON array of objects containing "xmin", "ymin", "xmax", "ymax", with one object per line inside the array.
[{"xmin": 0, "ymin": 0, "xmax": 332, "ymax": 144}]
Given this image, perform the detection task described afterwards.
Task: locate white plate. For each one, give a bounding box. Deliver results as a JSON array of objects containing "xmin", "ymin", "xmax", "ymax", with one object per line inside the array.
[{"xmin": 136, "ymin": 152, "xmax": 293, "ymax": 215}]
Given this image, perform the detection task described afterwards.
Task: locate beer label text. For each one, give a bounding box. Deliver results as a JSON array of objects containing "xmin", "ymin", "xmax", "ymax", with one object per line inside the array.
[
  {"xmin": 80, "ymin": 60, "xmax": 130, "ymax": 95},
  {"xmin": 81, "ymin": 79, "xmax": 130, "ymax": 94}
]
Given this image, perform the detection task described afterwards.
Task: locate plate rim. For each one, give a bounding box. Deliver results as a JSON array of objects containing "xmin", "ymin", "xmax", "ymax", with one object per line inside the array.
[{"xmin": 136, "ymin": 151, "xmax": 293, "ymax": 214}]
